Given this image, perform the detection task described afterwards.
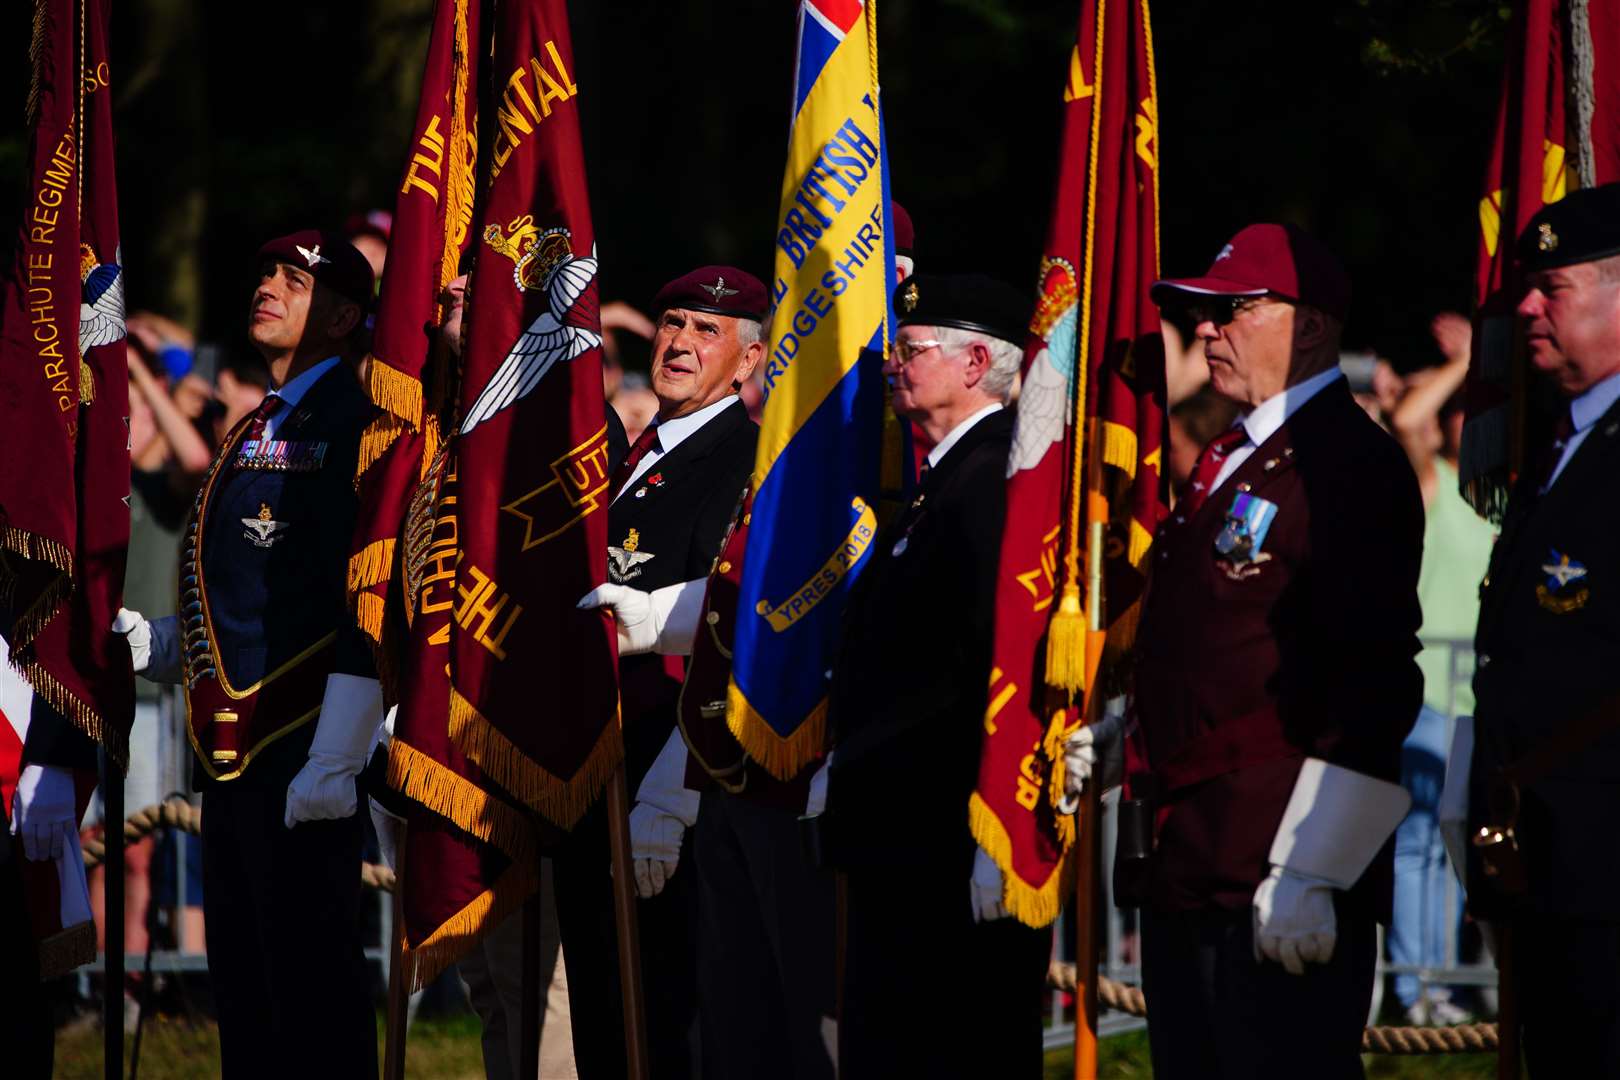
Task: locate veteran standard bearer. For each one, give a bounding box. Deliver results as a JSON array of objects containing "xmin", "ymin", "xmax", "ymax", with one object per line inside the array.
[
  {"xmin": 1114, "ymin": 224, "xmax": 1422, "ymax": 1079},
  {"xmin": 1449, "ymin": 185, "xmax": 1620, "ymax": 1076},
  {"xmin": 114, "ymin": 231, "xmax": 383, "ymax": 1078},
  {"xmin": 566, "ymin": 266, "xmax": 763, "ymax": 1078},
  {"xmin": 815, "ymin": 274, "xmax": 1050, "ymax": 1079}
]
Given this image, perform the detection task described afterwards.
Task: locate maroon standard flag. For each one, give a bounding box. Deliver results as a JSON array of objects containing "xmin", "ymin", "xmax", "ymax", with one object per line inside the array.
[
  {"xmin": 971, "ymin": 0, "xmax": 1165, "ymax": 927},
  {"xmin": 1462, "ymin": 0, "xmax": 1620, "ymax": 518},
  {"xmin": 383, "ymin": 0, "xmax": 619, "ymax": 987},
  {"xmin": 0, "ymin": 0, "xmax": 132, "ymax": 768}
]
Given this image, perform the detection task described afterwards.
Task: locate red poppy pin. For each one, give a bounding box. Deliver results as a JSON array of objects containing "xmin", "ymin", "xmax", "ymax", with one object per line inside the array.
[{"xmin": 645, "ymin": 472, "xmax": 666, "ymax": 487}]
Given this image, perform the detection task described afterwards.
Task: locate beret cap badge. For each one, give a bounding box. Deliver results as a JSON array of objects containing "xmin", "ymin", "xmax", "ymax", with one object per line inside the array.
[
  {"xmin": 700, "ymin": 277, "xmax": 740, "ymax": 302},
  {"xmin": 1539, "ymin": 222, "xmax": 1559, "ymax": 253},
  {"xmin": 899, "ymin": 280, "xmax": 919, "ymax": 314}
]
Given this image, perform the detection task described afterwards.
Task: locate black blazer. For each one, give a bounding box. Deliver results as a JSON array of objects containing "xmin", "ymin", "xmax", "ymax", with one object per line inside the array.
[
  {"xmin": 827, "ymin": 407, "xmax": 1014, "ymax": 865},
  {"xmin": 1469, "ymin": 393, "xmax": 1620, "ymax": 922}
]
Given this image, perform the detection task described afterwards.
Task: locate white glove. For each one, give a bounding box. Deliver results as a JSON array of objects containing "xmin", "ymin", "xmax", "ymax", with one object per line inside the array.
[
  {"xmin": 10, "ymin": 764, "xmax": 76, "ymax": 862},
  {"xmin": 970, "ymin": 846, "xmax": 1009, "ymax": 923},
  {"xmin": 1253, "ymin": 758, "xmax": 1411, "ymax": 976},
  {"xmin": 805, "ymin": 757, "xmax": 830, "ymax": 816},
  {"xmin": 285, "ymin": 674, "xmax": 384, "ymax": 828},
  {"xmin": 1057, "ymin": 697, "xmax": 1127, "ymax": 813},
  {"xmin": 112, "ymin": 607, "xmax": 150, "ymax": 672},
  {"xmin": 370, "ymin": 796, "xmax": 403, "ymax": 870},
  {"xmin": 577, "ymin": 579, "xmax": 707, "ymax": 656},
  {"xmin": 1438, "ymin": 715, "xmax": 1474, "ymax": 884},
  {"xmin": 628, "ymin": 728, "xmax": 701, "ymax": 898},
  {"xmin": 1253, "ymin": 867, "xmax": 1337, "ymax": 975}
]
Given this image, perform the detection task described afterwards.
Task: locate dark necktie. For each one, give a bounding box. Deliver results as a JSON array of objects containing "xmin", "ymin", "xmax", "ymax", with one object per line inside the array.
[
  {"xmin": 245, "ymin": 394, "xmax": 284, "ymax": 443},
  {"xmin": 1537, "ymin": 407, "xmax": 1576, "ymax": 492},
  {"xmin": 1181, "ymin": 425, "xmax": 1250, "ymax": 515},
  {"xmin": 612, "ymin": 423, "xmax": 662, "ymax": 496}
]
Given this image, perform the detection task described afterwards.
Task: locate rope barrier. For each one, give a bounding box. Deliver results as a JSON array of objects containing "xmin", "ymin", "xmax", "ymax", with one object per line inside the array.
[
  {"xmin": 80, "ymin": 797, "xmax": 396, "ymax": 893},
  {"xmin": 1046, "ymin": 960, "xmax": 1500, "ymax": 1055}
]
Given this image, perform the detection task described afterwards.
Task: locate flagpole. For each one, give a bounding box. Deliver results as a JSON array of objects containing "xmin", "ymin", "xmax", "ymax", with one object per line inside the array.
[
  {"xmin": 520, "ymin": 886, "xmax": 542, "ymax": 1078},
  {"xmin": 1496, "ymin": 926, "xmax": 1521, "ymax": 1079},
  {"xmin": 606, "ymin": 764, "xmax": 649, "ymax": 1079},
  {"xmin": 383, "ymin": 823, "xmax": 410, "ymax": 1080},
  {"xmin": 104, "ymin": 753, "xmax": 124, "ymax": 1080}
]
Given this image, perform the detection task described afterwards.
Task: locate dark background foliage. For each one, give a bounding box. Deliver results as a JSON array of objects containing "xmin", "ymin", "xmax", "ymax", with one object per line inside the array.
[{"xmin": 0, "ymin": 0, "xmax": 1511, "ymax": 371}]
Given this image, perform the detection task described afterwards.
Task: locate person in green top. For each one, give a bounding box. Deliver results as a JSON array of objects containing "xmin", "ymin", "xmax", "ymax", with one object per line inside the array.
[{"xmin": 1384, "ymin": 312, "xmax": 1497, "ymax": 1025}]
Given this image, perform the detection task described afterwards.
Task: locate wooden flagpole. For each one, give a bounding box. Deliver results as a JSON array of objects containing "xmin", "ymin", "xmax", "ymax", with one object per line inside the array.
[
  {"xmin": 104, "ymin": 753, "xmax": 124, "ymax": 1080},
  {"xmin": 382, "ymin": 823, "xmax": 410, "ymax": 1080},
  {"xmin": 606, "ymin": 764, "xmax": 649, "ymax": 1079}
]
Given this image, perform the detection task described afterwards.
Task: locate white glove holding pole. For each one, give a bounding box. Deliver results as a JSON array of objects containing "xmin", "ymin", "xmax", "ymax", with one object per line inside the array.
[
  {"xmin": 628, "ymin": 729, "xmax": 701, "ymax": 898},
  {"xmin": 368, "ymin": 706, "xmax": 403, "ymax": 868},
  {"xmin": 284, "ymin": 674, "xmax": 384, "ymax": 828},
  {"xmin": 970, "ymin": 847, "xmax": 1009, "ymax": 923},
  {"xmin": 577, "ymin": 579, "xmax": 707, "ymax": 657},
  {"xmin": 1057, "ymin": 696, "xmax": 1127, "ymax": 814},
  {"xmin": 112, "ymin": 608, "xmax": 183, "ymax": 683},
  {"xmin": 1253, "ymin": 758, "xmax": 1411, "ymax": 975},
  {"xmin": 10, "ymin": 764, "xmax": 77, "ymax": 862}
]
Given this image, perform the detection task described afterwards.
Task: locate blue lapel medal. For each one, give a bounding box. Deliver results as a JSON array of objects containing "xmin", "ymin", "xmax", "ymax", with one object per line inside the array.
[{"xmin": 1214, "ymin": 491, "xmax": 1279, "ymax": 579}]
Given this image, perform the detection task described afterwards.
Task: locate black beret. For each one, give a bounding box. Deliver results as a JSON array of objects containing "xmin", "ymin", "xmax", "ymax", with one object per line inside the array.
[
  {"xmin": 256, "ymin": 230, "xmax": 375, "ymax": 306},
  {"xmin": 652, "ymin": 265, "xmax": 767, "ymax": 321},
  {"xmin": 894, "ymin": 273, "xmax": 1029, "ymax": 346},
  {"xmin": 1517, "ymin": 183, "xmax": 1620, "ymax": 273}
]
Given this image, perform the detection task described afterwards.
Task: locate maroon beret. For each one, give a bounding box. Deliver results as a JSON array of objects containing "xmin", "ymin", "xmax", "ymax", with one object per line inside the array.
[
  {"xmin": 652, "ymin": 265, "xmax": 767, "ymax": 321},
  {"xmin": 891, "ymin": 201, "xmax": 914, "ymax": 257},
  {"xmin": 256, "ymin": 229, "xmax": 375, "ymax": 306}
]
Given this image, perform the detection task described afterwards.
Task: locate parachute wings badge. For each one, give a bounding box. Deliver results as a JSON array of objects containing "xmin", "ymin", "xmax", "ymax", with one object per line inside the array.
[{"xmin": 79, "ymin": 242, "xmax": 126, "ymax": 353}]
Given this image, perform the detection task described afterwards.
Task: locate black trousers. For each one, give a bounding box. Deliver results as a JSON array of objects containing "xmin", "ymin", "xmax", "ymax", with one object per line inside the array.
[
  {"xmin": 1140, "ymin": 903, "xmax": 1376, "ymax": 1080},
  {"xmin": 1515, "ymin": 915, "xmax": 1620, "ymax": 1077},
  {"xmin": 840, "ymin": 857, "xmax": 1051, "ymax": 1080},
  {"xmin": 694, "ymin": 790, "xmax": 835, "ymax": 1080},
  {"xmin": 0, "ymin": 841, "xmax": 53, "ymax": 1079},
  {"xmin": 202, "ymin": 785, "xmax": 376, "ymax": 1080},
  {"xmin": 552, "ymin": 800, "xmax": 699, "ymax": 1080}
]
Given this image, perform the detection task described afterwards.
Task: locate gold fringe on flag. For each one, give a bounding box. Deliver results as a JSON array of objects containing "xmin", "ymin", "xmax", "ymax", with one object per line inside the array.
[
  {"xmin": 969, "ymin": 790, "xmax": 1075, "ymax": 929},
  {"xmin": 348, "ymin": 538, "xmax": 396, "ymax": 596},
  {"xmin": 399, "ymin": 860, "xmax": 537, "ymax": 994},
  {"xmin": 1095, "ymin": 418, "xmax": 1137, "ymax": 477},
  {"xmin": 724, "ymin": 682, "xmax": 826, "ymax": 782},
  {"xmin": 386, "ymin": 737, "xmax": 538, "ymax": 862},
  {"xmin": 356, "ymin": 412, "xmax": 408, "ymax": 480},
  {"xmin": 447, "ymin": 686, "xmax": 624, "ymax": 830},
  {"xmin": 16, "ymin": 654, "xmax": 126, "ymax": 772},
  {"xmin": 441, "ymin": 0, "xmax": 474, "ymax": 291},
  {"xmin": 367, "ymin": 358, "xmax": 425, "ymax": 431},
  {"xmin": 355, "ymin": 592, "xmax": 386, "ymax": 646}
]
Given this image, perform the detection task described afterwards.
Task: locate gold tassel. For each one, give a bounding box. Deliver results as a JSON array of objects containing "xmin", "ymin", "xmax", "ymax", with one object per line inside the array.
[
  {"xmin": 355, "ymin": 592, "xmax": 386, "ymax": 645},
  {"xmin": 1044, "ymin": 585, "xmax": 1088, "ymax": 694},
  {"xmin": 447, "ymin": 688, "xmax": 624, "ymax": 830},
  {"xmin": 367, "ymin": 357, "xmax": 424, "ymax": 430},
  {"xmin": 77, "ymin": 360, "xmax": 95, "ymax": 405},
  {"xmin": 399, "ymin": 861, "xmax": 537, "ymax": 994},
  {"xmin": 348, "ymin": 539, "xmax": 396, "ymax": 594},
  {"xmin": 967, "ymin": 792, "xmax": 1072, "ymax": 928},
  {"xmin": 387, "ymin": 738, "xmax": 538, "ymax": 862},
  {"xmin": 1096, "ymin": 418, "xmax": 1137, "ymax": 477},
  {"xmin": 724, "ymin": 682, "xmax": 826, "ymax": 782}
]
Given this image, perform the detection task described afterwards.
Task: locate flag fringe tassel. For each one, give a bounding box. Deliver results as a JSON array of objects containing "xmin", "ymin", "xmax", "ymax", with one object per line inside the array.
[
  {"xmin": 1096, "ymin": 419, "xmax": 1137, "ymax": 478},
  {"xmin": 15, "ymin": 654, "xmax": 125, "ymax": 772},
  {"xmin": 398, "ymin": 860, "xmax": 536, "ymax": 994},
  {"xmin": 447, "ymin": 686, "xmax": 623, "ymax": 830},
  {"xmin": 968, "ymin": 791, "xmax": 1073, "ymax": 929},
  {"xmin": 1044, "ymin": 586, "xmax": 1088, "ymax": 694},
  {"xmin": 386, "ymin": 737, "xmax": 536, "ymax": 863},
  {"xmin": 724, "ymin": 682, "xmax": 825, "ymax": 782},
  {"xmin": 368, "ymin": 357, "xmax": 424, "ymax": 432}
]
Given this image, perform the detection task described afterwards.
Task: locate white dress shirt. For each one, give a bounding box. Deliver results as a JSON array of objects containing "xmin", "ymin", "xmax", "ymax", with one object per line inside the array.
[
  {"xmin": 926, "ymin": 402, "xmax": 1005, "ymax": 470},
  {"xmin": 1544, "ymin": 368, "xmax": 1620, "ymax": 491},
  {"xmin": 1209, "ymin": 366, "xmax": 1345, "ymax": 494},
  {"xmin": 262, "ymin": 355, "xmax": 343, "ymax": 440},
  {"xmin": 614, "ymin": 394, "xmax": 742, "ymax": 502}
]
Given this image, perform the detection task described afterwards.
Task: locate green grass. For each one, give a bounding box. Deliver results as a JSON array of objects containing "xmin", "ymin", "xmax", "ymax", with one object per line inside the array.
[{"xmin": 59, "ymin": 1011, "xmax": 1499, "ymax": 1078}]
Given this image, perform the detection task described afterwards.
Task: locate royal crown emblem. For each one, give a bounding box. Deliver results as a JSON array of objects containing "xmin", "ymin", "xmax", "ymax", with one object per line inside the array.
[
  {"xmin": 1031, "ymin": 257, "xmax": 1078, "ymax": 340},
  {"xmin": 484, "ymin": 214, "xmax": 575, "ymax": 292},
  {"xmin": 701, "ymin": 277, "xmax": 739, "ymax": 302},
  {"xmin": 899, "ymin": 280, "xmax": 919, "ymax": 314},
  {"xmin": 1538, "ymin": 222, "xmax": 1559, "ymax": 253}
]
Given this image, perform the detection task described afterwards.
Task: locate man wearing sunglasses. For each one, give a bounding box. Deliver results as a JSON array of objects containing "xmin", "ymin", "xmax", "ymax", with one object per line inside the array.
[{"xmin": 1119, "ymin": 224, "xmax": 1424, "ymax": 1077}]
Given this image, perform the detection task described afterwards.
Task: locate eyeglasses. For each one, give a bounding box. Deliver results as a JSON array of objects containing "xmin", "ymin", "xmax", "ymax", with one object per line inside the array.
[
  {"xmin": 892, "ymin": 338, "xmax": 950, "ymax": 365},
  {"xmin": 1183, "ymin": 294, "xmax": 1277, "ymax": 327}
]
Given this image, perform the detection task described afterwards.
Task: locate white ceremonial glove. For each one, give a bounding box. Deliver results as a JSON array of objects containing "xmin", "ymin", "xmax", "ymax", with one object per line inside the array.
[
  {"xmin": 1438, "ymin": 715, "xmax": 1474, "ymax": 885},
  {"xmin": 112, "ymin": 607, "xmax": 150, "ymax": 672},
  {"xmin": 628, "ymin": 729, "xmax": 701, "ymax": 898},
  {"xmin": 10, "ymin": 764, "xmax": 76, "ymax": 862},
  {"xmin": 1252, "ymin": 867, "xmax": 1338, "ymax": 975},
  {"xmin": 970, "ymin": 846, "xmax": 1009, "ymax": 923},
  {"xmin": 1253, "ymin": 758, "xmax": 1411, "ymax": 976},
  {"xmin": 284, "ymin": 674, "xmax": 385, "ymax": 828},
  {"xmin": 370, "ymin": 797, "xmax": 403, "ymax": 870},
  {"xmin": 805, "ymin": 757, "xmax": 830, "ymax": 816},
  {"xmin": 577, "ymin": 579, "xmax": 707, "ymax": 657},
  {"xmin": 1057, "ymin": 697, "xmax": 1127, "ymax": 814}
]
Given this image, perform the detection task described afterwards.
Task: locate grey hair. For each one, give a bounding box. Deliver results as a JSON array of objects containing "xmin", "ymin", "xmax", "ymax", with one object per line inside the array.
[
  {"xmin": 735, "ymin": 317, "xmax": 764, "ymax": 346},
  {"xmin": 934, "ymin": 326, "xmax": 1022, "ymax": 402}
]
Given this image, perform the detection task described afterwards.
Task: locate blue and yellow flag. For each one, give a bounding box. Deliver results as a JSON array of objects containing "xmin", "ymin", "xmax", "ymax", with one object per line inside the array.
[{"xmin": 726, "ymin": 0, "xmax": 895, "ymax": 778}]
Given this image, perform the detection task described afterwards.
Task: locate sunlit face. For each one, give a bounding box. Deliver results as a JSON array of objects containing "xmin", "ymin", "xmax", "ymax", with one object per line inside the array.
[
  {"xmin": 1518, "ymin": 262, "xmax": 1620, "ymax": 396},
  {"xmin": 1190, "ymin": 296, "xmax": 1298, "ymax": 408},
  {"xmin": 439, "ymin": 273, "xmax": 469, "ymax": 357},
  {"xmin": 247, "ymin": 261, "xmax": 318, "ymax": 356},
  {"xmin": 649, "ymin": 307, "xmax": 761, "ymax": 419},
  {"xmin": 884, "ymin": 326, "xmax": 971, "ymax": 421}
]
